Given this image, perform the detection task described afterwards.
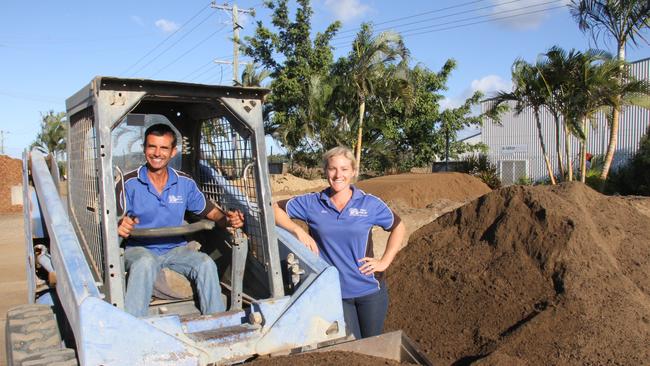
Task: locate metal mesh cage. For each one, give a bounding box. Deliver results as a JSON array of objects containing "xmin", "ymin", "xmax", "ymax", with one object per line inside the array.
[
  {"xmin": 68, "ymin": 108, "xmax": 105, "ymax": 282},
  {"xmin": 197, "ymin": 117, "xmax": 267, "ymax": 267},
  {"xmin": 499, "ymin": 159, "xmax": 529, "ymax": 185}
]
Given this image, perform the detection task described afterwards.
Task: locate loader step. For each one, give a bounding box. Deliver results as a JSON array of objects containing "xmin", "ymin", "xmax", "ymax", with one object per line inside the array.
[{"xmin": 186, "ymin": 323, "xmax": 261, "ymax": 344}]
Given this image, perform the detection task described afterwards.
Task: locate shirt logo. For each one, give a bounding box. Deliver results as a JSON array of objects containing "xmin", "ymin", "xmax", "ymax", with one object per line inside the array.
[
  {"xmin": 348, "ymin": 208, "xmax": 368, "ymax": 217},
  {"xmin": 168, "ymin": 195, "xmax": 184, "ymax": 204}
]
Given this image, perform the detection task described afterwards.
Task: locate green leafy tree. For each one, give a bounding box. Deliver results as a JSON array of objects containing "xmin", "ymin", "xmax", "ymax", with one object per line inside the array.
[
  {"xmin": 32, "ymin": 110, "xmax": 67, "ymax": 158},
  {"xmin": 569, "ymin": 0, "xmax": 650, "ymax": 180},
  {"xmin": 243, "ymin": 0, "xmax": 340, "ymax": 157},
  {"xmin": 345, "ymin": 23, "xmax": 410, "ymax": 170}
]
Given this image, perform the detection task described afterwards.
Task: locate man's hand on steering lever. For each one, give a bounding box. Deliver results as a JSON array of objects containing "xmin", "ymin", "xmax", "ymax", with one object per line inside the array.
[
  {"xmin": 207, "ymin": 207, "xmax": 245, "ymax": 230},
  {"xmin": 118, "ymin": 215, "xmax": 139, "ymax": 238}
]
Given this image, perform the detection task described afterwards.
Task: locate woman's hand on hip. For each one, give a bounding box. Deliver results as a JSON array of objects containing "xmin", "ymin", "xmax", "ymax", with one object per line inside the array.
[{"xmin": 358, "ymin": 257, "xmax": 389, "ymax": 275}]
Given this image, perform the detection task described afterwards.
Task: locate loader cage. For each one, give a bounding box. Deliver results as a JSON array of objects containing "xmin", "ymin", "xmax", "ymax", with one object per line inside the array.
[{"xmin": 65, "ymin": 77, "xmax": 283, "ymax": 309}]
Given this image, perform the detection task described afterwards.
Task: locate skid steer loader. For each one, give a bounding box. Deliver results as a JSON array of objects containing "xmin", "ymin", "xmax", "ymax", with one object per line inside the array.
[{"xmin": 6, "ymin": 77, "xmax": 430, "ymax": 365}]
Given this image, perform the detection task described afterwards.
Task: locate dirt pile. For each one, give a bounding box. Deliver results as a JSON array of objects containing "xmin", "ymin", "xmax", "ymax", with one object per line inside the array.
[
  {"xmin": 0, "ymin": 155, "xmax": 23, "ymax": 214},
  {"xmin": 270, "ymin": 174, "xmax": 327, "ymax": 199},
  {"xmin": 356, "ymin": 173, "xmax": 491, "ymax": 209},
  {"xmin": 357, "ymin": 173, "xmax": 491, "ymax": 256},
  {"xmin": 385, "ymin": 183, "xmax": 650, "ymax": 365}
]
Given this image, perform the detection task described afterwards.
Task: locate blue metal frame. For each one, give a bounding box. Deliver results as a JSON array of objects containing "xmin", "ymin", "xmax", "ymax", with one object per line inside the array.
[{"xmin": 25, "ymin": 148, "xmax": 347, "ymax": 365}]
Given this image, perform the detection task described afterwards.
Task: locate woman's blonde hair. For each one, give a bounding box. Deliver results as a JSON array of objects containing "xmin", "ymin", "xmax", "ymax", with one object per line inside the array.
[{"xmin": 322, "ymin": 146, "xmax": 358, "ymax": 172}]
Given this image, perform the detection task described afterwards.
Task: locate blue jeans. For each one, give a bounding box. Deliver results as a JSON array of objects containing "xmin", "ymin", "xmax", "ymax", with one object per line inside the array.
[
  {"xmin": 342, "ymin": 284, "xmax": 389, "ymax": 339},
  {"xmin": 124, "ymin": 245, "xmax": 225, "ymax": 317}
]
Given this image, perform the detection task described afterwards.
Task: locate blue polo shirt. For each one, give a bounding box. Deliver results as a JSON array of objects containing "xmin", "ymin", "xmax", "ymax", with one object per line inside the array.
[
  {"xmin": 286, "ymin": 186, "xmax": 394, "ymax": 299},
  {"xmin": 118, "ymin": 165, "xmax": 215, "ymax": 255}
]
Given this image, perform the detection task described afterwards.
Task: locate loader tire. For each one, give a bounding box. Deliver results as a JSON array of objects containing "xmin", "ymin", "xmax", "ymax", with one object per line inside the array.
[{"xmin": 5, "ymin": 304, "xmax": 78, "ymax": 366}]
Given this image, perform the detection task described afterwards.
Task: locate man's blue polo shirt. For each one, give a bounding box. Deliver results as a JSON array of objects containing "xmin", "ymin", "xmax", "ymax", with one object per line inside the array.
[
  {"xmin": 286, "ymin": 186, "xmax": 394, "ymax": 299},
  {"xmin": 119, "ymin": 165, "xmax": 215, "ymax": 255}
]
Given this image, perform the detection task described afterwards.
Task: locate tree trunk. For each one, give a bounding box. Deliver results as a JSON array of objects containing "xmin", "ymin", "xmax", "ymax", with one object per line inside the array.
[
  {"xmin": 535, "ymin": 110, "xmax": 556, "ymax": 185},
  {"xmin": 554, "ymin": 115, "xmax": 565, "ymax": 181},
  {"xmin": 565, "ymin": 124, "xmax": 573, "ymax": 182},
  {"xmin": 600, "ymin": 41, "xmax": 626, "ymax": 180},
  {"xmin": 600, "ymin": 102, "xmax": 620, "ymax": 180},
  {"xmin": 355, "ymin": 98, "xmax": 366, "ymax": 171}
]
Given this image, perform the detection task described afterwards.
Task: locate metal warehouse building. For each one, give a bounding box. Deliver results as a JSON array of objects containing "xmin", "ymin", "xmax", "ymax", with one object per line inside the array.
[{"xmin": 480, "ymin": 57, "xmax": 650, "ymax": 185}]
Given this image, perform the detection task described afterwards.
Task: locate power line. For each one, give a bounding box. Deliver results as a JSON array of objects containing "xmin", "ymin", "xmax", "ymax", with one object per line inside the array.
[
  {"xmin": 336, "ymin": 0, "xmax": 490, "ymax": 35},
  {"xmin": 180, "ymin": 53, "xmax": 234, "ymax": 81},
  {"xmin": 129, "ymin": 10, "xmax": 217, "ymax": 77},
  {"xmin": 333, "ymin": 0, "xmax": 564, "ymax": 43},
  {"xmin": 120, "ymin": 1, "xmax": 213, "ymax": 76},
  {"xmin": 331, "ymin": 2, "xmax": 567, "ymax": 48},
  {"xmin": 401, "ymin": 4, "xmax": 567, "ymax": 38},
  {"xmin": 149, "ymin": 25, "xmax": 228, "ymax": 79}
]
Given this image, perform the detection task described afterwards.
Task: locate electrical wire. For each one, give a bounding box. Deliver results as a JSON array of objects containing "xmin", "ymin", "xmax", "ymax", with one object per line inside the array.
[
  {"xmin": 331, "ymin": 2, "xmax": 567, "ymax": 49},
  {"xmin": 120, "ymin": 1, "xmax": 213, "ymax": 76},
  {"xmin": 149, "ymin": 24, "xmax": 228, "ymax": 79},
  {"xmin": 333, "ymin": 0, "xmax": 565, "ymax": 42},
  {"xmin": 129, "ymin": 10, "xmax": 217, "ymax": 77},
  {"xmin": 336, "ymin": 0, "xmax": 490, "ymax": 35}
]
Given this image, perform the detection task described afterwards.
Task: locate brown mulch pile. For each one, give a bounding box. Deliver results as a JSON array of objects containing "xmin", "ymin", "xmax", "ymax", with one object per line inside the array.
[
  {"xmin": 385, "ymin": 182, "xmax": 650, "ymax": 365},
  {"xmin": 356, "ymin": 173, "xmax": 492, "ymax": 209},
  {"xmin": 0, "ymin": 155, "xmax": 23, "ymax": 214},
  {"xmin": 248, "ymin": 350, "xmax": 408, "ymax": 366}
]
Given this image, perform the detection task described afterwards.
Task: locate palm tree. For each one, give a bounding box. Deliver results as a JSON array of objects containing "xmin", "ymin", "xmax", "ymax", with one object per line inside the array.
[
  {"xmin": 569, "ymin": 0, "xmax": 650, "ymax": 180},
  {"xmin": 241, "ymin": 63, "xmax": 271, "ymax": 87},
  {"xmin": 487, "ymin": 59, "xmax": 557, "ymax": 185},
  {"xmin": 347, "ymin": 23, "xmax": 409, "ymax": 170},
  {"xmin": 32, "ymin": 110, "xmax": 67, "ymax": 159},
  {"xmin": 538, "ymin": 47, "xmax": 590, "ymax": 181},
  {"xmin": 563, "ymin": 50, "xmax": 650, "ymax": 182}
]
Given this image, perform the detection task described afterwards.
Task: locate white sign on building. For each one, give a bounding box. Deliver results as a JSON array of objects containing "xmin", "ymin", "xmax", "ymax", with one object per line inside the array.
[{"xmin": 499, "ymin": 144, "xmax": 527, "ymax": 154}]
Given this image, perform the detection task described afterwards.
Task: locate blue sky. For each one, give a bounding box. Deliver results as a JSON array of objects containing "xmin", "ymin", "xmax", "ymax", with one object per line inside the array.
[{"xmin": 1, "ymin": 0, "xmax": 648, "ymax": 159}]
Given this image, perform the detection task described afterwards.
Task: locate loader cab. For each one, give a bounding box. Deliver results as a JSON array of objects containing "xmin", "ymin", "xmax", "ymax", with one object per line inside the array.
[{"xmin": 65, "ymin": 77, "xmax": 284, "ymax": 314}]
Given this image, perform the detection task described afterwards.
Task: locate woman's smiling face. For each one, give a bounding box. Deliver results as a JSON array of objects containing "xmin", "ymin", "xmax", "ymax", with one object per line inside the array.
[{"xmin": 326, "ymin": 154, "xmax": 356, "ymax": 193}]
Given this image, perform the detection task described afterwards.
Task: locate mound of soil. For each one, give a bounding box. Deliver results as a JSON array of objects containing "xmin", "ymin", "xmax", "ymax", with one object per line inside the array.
[
  {"xmin": 386, "ymin": 183, "xmax": 650, "ymax": 365},
  {"xmin": 0, "ymin": 155, "xmax": 23, "ymax": 214},
  {"xmin": 249, "ymin": 351, "xmax": 406, "ymax": 365},
  {"xmin": 356, "ymin": 173, "xmax": 491, "ymax": 209},
  {"xmin": 270, "ymin": 174, "xmax": 327, "ymax": 197}
]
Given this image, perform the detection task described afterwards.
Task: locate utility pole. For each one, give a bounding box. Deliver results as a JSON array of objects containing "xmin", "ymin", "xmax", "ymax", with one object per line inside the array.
[
  {"xmin": 0, "ymin": 130, "xmax": 8, "ymax": 155},
  {"xmin": 212, "ymin": 2, "xmax": 255, "ymax": 85}
]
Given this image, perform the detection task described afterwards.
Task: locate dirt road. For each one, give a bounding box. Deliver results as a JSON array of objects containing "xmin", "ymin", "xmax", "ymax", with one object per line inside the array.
[{"xmin": 0, "ymin": 213, "xmax": 28, "ymax": 365}]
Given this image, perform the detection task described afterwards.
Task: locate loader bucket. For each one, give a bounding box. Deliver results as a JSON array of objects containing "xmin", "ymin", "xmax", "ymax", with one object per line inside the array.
[{"xmin": 315, "ymin": 330, "xmax": 432, "ymax": 365}]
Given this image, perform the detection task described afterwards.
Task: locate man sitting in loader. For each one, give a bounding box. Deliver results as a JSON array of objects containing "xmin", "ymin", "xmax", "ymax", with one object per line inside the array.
[{"xmin": 116, "ymin": 123, "xmax": 244, "ymax": 317}]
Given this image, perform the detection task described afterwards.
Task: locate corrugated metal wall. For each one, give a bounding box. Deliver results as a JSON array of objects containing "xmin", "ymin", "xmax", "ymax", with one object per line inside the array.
[{"xmin": 481, "ymin": 57, "xmax": 650, "ymax": 184}]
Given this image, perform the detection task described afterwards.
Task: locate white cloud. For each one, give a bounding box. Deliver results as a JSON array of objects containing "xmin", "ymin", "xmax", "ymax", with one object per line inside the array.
[
  {"xmin": 442, "ymin": 75, "xmax": 512, "ymax": 111},
  {"xmin": 324, "ymin": 0, "xmax": 371, "ymax": 22},
  {"xmin": 130, "ymin": 15, "xmax": 145, "ymax": 27},
  {"xmin": 471, "ymin": 74, "xmax": 512, "ymax": 96},
  {"xmin": 490, "ymin": 0, "xmax": 571, "ymax": 30},
  {"xmin": 155, "ymin": 19, "xmax": 180, "ymax": 33}
]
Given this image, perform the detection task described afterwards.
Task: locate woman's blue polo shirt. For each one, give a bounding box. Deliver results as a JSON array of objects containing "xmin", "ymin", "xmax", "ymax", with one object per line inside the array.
[
  {"xmin": 119, "ymin": 165, "xmax": 215, "ymax": 255},
  {"xmin": 286, "ymin": 186, "xmax": 394, "ymax": 299}
]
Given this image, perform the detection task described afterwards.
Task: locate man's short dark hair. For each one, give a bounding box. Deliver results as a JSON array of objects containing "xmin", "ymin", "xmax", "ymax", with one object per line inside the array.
[{"xmin": 144, "ymin": 123, "xmax": 177, "ymax": 148}]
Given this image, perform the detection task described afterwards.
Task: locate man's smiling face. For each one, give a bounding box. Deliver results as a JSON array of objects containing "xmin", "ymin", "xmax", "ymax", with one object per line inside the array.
[{"xmin": 143, "ymin": 132, "xmax": 177, "ymax": 172}]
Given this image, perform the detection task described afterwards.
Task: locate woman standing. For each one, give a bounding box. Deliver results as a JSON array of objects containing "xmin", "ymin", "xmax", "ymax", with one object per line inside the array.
[{"xmin": 273, "ymin": 146, "xmax": 406, "ymax": 339}]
